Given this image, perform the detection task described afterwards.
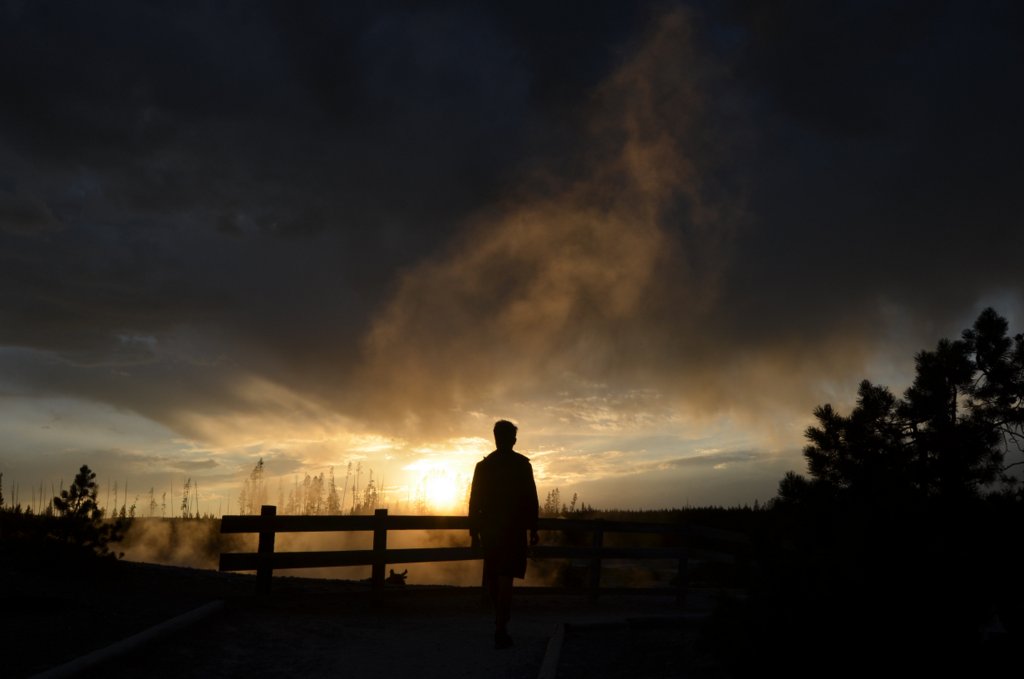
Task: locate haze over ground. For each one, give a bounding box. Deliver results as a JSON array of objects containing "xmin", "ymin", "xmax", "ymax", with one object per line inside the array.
[{"xmin": 2, "ymin": 1, "xmax": 1022, "ymax": 514}]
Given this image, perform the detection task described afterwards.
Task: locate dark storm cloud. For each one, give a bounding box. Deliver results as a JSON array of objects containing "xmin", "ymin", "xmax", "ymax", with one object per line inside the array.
[
  {"xmin": 718, "ymin": 0, "xmax": 1024, "ymax": 332},
  {"xmin": 1, "ymin": 0, "xmax": 1022, "ymax": 441},
  {"xmin": 0, "ymin": 0, "xmax": 559, "ymax": 411}
]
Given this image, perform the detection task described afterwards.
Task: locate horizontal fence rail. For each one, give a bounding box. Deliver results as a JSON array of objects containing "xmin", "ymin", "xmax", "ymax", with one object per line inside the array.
[{"xmin": 219, "ymin": 505, "xmax": 748, "ymax": 598}]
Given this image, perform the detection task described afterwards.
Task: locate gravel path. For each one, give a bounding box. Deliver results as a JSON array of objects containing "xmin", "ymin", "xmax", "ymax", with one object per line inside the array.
[
  {"xmin": 5, "ymin": 554, "xmax": 720, "ymax": 679},
  {"xmin": 107, "ymin": 589, "xmax": 551, "ymax": 678},
  {"xmin": 101, "ymin": 586, "xmax": 710, "ymax": 679}
]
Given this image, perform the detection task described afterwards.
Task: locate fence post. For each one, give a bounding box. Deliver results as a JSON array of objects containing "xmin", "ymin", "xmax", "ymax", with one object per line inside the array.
[
  {"xmin": 676, "ymin": 524, "xmax": 689, "ymax": 607},
  {"xmin": 588, "ymin": 519, "xmax": 604, "ymax": 601},
  {"xmin": 372, "ymin": 508, "xmax": 388, "ymax": 590},
  {"xmin": 257, "ymin": 505, "xmax": 277, "ymax": 594}
]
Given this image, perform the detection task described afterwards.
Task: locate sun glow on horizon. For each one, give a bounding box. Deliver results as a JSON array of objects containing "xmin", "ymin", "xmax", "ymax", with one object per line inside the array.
[
  {"xmin": 404, "ymin": 459, "xmax": 471, "ymax": 514},
  {"xmin": 422, "ymin": 471, "xmax": 461, "ymax": 513}
]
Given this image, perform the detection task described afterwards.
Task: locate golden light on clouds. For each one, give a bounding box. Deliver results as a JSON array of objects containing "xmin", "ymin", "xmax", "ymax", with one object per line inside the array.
[
  {"xmin": 169, "ymin": 375, "xmax": 354, "ymax": 448},
  {"xmin": 351, "ymin": 9, "xmax": 733, "ymax": 440}
]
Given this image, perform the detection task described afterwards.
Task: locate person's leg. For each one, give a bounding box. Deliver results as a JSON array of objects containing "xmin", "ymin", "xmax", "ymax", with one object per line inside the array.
[
  {"xmin": 494, "ymin": 575, "xmax": 514, "ymax": 648},
  {"xmin": 495, "ymin": 576, "xmax": 513, "ymax": 628},
  {"xmin": 485, "ymin": 571, "xmax": 498, "ymax": 607}
]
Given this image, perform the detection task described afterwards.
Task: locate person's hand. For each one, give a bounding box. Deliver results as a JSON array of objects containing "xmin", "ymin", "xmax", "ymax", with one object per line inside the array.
[{"xmin": 529, "ymin": 530, "xmax": 539, "ymax": 546}]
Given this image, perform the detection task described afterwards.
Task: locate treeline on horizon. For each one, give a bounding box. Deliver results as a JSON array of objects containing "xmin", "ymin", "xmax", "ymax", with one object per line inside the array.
[
  {"xmin": 0, "ymin": 470, "xmax": 213, "ymax": 520},
  {"xmin": 0, "ymin": 459, "xmax": 763, "ymax": 525}
]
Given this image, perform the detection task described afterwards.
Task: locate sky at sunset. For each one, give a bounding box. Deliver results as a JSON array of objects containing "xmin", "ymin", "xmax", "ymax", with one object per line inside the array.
[{"xmin": 2, "ymin": 1, "xmax": 1023, "ymax": 515}]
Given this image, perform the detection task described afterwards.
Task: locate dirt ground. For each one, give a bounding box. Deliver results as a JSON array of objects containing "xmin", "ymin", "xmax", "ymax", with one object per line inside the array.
[{"xmin": 3, "ymin": 553, "xmax": 719, "ymax": 679}]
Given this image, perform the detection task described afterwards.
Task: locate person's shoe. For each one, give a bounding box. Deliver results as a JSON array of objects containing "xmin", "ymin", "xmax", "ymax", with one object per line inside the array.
[{"xmin": 494, "ymin": 630, "xmax": 514, "ymax": 649}]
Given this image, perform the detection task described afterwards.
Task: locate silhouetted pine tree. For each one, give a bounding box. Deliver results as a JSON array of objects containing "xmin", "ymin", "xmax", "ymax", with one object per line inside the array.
[
  {"xmin": 542, "ymin": 488, "xmax": 562, "ymax": 516},
  {"xmin": 238, "ymin": 458, "xmax": 267, "ymax": 515},
  {"xmin": 327, "ymin": 467, "xmax": 341, "ymax": 515},
  {"xmin": 54, "ymin": 465, "xmax": 100, "ymax": 520},
  {"xmin": 781, "ymin": 307, "xmax": 1023, "ymax": 507},
  {"xmin": 181, "ymin": 478, "xmax": 191, "ymax": 518},
  {"xmin": 758, "ymin": 308, "xmax": 1024, "ymax": 676},
  {"xmin": 52, "ymin": 464, "xmax": 124, "ymax": 558}
]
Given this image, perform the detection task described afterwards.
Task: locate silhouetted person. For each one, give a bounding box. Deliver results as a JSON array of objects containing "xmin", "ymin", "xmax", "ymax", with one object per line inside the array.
[{"xmin": 469, "ymin": 420, "xmax": 539, "ymax": 649}]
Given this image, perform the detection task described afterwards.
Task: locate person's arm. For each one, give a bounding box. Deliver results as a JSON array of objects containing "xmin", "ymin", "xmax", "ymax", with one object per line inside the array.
[
  {"xmin": 468, "ymin": 462, "xmax": 482, "ymax": 545},
  {"xmin": 526, "ymin": 462, "xmax": 539, "ymax": 546}
]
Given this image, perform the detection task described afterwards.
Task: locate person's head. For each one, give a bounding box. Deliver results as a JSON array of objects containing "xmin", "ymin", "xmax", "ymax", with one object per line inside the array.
[{"xmin": 493, "ymin": 420, "xmax": 518, "ymax": 451}]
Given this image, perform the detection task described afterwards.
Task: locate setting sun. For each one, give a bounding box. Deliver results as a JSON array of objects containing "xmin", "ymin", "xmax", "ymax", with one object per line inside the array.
[
  {"xmin": 405, "ymin": 460, "xmax": 470, "ymax": 514},
  {"xmin": 423, "ymin": 472, "xmax": 459, "ymax": 512}
]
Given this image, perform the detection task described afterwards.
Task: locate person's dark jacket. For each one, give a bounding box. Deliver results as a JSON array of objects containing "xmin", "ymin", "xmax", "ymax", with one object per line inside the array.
[{"xmin": 468, "ymin": 450, "xmax": 539, "ymax": 538}]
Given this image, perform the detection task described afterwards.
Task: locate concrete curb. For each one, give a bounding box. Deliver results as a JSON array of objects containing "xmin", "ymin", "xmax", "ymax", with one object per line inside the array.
[
  {"xmin": 537, "ymin": 622, "xmax": 566, "ymax": 679},
  {"xmin": 30, "ymin": 600, "xmax": 225, "ymax": 679}
]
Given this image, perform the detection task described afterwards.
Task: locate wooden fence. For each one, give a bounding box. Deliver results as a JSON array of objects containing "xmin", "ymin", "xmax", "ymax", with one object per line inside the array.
[{"xmin": 219, "ymin": 505, "xmax": 748, "ymax": 599}]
